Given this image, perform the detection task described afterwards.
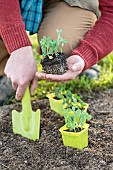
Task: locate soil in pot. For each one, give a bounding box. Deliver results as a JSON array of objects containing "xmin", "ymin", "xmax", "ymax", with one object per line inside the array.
[
  {"xmin": 64, "ymin": 127, "xmax": 82, "ymax": 133},
  {"xmin": 41, "ymin": 52, "xmax": 68, "ymax": 74}
]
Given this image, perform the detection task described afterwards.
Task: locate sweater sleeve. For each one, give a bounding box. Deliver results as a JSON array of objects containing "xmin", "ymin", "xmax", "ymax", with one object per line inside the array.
[
  {"xmin": 0, "ymin": 0, "xmax": 31, "ymax": 54},
  {"xmin": 72, "ymin": 0, "xmax": 113, "ymax": 70}
]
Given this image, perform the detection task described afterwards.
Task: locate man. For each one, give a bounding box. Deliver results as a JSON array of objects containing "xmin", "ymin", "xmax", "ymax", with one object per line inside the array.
[{"xmin": 0, "ymin": 0, "xmax": 113, "ymax": 105}]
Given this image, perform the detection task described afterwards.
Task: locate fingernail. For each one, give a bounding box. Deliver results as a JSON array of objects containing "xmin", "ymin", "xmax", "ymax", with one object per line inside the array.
[{"xmin": 16, "ymin": 94, "xmax": 22, "ymax": 101}]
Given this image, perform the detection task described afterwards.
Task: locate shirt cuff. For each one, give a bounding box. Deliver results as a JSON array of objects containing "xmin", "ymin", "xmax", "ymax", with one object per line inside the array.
[
  {"xmin": 72, "ymin": 40, "xmax": 98, "ymax": 71},
  {"xmin": 0, "ymin": 23, "xmax": 32, "ymax": 54}
]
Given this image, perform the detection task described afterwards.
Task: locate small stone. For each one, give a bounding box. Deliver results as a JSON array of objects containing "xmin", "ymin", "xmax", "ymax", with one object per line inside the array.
[
  {"xmin": 0, "ymin": 141, "xmax": 2, "ymax": 146},
  {"xmin": 100, "ymin": 160, "xmax": 106, "ymax": 165},
  {"xmin": 49, "ymin": 56, "xmax": 53, "ymax": 59}
]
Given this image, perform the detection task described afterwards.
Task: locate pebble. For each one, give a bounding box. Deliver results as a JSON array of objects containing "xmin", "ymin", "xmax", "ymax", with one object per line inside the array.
[{"xmin": 0, "ymin": 141, "xmax": 2, "ymax": 146}]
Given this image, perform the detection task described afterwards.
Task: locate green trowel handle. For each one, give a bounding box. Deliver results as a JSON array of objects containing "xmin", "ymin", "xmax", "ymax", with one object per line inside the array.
[
  {"xmin": 22, "ymin": 86, "xmax": 32, "ymax": 116},
  {"xmin": 22, "ymin": 86, "xmax": 32, "ymax": 131}
]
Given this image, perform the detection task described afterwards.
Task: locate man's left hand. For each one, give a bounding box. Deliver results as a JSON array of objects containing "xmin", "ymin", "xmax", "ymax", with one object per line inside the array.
[{"xmin": 36, "ymin": 55, "xmax": 85, "ymax": 83}]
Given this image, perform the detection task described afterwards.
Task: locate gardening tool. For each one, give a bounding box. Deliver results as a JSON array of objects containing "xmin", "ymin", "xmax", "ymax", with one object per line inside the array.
[{"xmin": 12, "ymin": 86, "xmax": 40, "ymax": 140}]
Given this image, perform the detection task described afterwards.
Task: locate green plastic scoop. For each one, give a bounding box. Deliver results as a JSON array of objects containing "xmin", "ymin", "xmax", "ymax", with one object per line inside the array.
[{"xmin": 12, "ymin": 86, "xmax": 40, "ymax": 140}]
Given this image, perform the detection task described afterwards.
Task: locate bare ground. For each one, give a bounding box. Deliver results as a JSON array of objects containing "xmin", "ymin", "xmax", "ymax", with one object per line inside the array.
[{"xmin": 0, "ymin": 89, "xmax": 113, "ymax": 170}]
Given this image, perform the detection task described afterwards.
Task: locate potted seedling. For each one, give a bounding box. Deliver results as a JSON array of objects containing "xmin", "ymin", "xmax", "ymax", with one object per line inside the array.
[
  {"xmin": 47, "ymin": 86, "xmax": 66, "ymax": 116},
  {"xmin": 40, "ymin": 29, "xmax": 68, "ymax": 74},
  {"xmin": 47, "ymin": 87, "xmax": 88, "ymax": 117},
  {"xmin": 59, "ymin": 91, "xmax": 91, "ymax": 149}
]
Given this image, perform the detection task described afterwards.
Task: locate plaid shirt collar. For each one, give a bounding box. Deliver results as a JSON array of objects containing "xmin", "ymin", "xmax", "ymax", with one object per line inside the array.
[{"xmin": 20, "ymin": 0, "xmax": 44, "ymax": 35}]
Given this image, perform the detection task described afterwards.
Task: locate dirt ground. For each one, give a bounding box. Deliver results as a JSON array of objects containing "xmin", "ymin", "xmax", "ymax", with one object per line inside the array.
[{"xmin": 0, "ymin": 89, "xmax": 113, "ymax": 170}]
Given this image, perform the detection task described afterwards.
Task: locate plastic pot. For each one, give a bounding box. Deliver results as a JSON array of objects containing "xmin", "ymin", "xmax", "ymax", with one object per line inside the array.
[
  {"xmin": 47, "ymin": 93, "xmax": 64, "ymax": 116},
  {"xmin": 59, "ymin": 123, "xmax": 89, "ymax": 149}
]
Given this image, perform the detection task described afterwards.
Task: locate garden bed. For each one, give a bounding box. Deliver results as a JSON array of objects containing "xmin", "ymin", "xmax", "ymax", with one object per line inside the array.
[{"xmin": 0, "ymin": 89, "xmax": 113, "ymax": 170}]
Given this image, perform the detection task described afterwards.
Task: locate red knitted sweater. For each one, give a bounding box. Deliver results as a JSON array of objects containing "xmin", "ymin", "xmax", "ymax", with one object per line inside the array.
[
  {"xmin": 0, "ymin": 0, "xmax": 113, "ymax": 70},
  {"xmin": 72, "ymin": 1, "xmax": 113, "ymax": 70}
]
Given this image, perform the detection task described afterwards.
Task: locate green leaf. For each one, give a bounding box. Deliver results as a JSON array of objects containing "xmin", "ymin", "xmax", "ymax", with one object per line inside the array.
[
  {"xmin": 63, "ymin": 39, "xmax": 68, "ymax": 43},
  {"xmin": 72, "ymin": 95, "xmax": 77, "ymax": 103}
]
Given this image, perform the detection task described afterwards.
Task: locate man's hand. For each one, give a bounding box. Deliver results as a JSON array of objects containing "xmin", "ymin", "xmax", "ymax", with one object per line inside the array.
[
  {"xmin": 4, "ymin": 46, "xmax": 37, "ymax": 100},
  {"xmin": 36, "ymin": 55, "xmax": 85, "ymax": 82}
]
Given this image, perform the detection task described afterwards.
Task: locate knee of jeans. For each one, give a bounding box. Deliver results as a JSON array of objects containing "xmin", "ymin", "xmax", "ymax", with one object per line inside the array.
[{"xmin": 61, "ymin": 42, "xmax": 73, "ymax": 57}]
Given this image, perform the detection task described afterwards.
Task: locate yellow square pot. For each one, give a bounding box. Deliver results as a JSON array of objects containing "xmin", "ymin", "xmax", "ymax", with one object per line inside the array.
[
  {"xmin": 59, "ymin": 123, "xmax": 89, "ymax": 149},
  {"xmin": 47, "ymin": 93, "xmax": 64, "ymax": 116}
]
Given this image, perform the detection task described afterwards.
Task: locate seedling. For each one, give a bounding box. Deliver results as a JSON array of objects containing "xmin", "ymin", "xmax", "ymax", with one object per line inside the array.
[
  {"xmin": 40, "ymin": 29, "xmax": 68, "ymax": 57},
  {"xmin": 62, "ymin": 90, "xmax": 92, "ymax": 132},
  {"xmin": 53, "ymin": 85, "xmax": 66, "ymax": 100},
  {"xmin": 40, "ymin": 29, "xmax": 68, "ymax": 74}
]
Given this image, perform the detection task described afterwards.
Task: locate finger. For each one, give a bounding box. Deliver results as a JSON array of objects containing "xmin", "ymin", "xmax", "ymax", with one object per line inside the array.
[
  {"xmin": 30, "ymin": 76, "xmax": 38, "ymax": 95},
  {"xmin": 16, "ymin": 85, "xmax": 27, "ymax": 101},
  {"xmin": 37, "ymin": 73, "xmax": 66, "ymax": 82},
  {"xmin": 45, "ymin": 71, "xmax": 76, "ymax": 81},
  {"xmin": 36, "ymin": 72, "xmax": 61, "ymax": 81},
  {"xmin": 11, "ymin": 78, "xmax": 18, "ymax": 90},
  {"xmin": 36, "ymin": 72, "xmax": 47, "ymax": 79}
]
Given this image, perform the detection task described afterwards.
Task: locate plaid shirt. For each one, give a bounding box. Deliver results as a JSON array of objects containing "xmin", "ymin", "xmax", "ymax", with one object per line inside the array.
[{"xmin": 20, "ymin": 0, "xmax": 44, "ymax": 35}]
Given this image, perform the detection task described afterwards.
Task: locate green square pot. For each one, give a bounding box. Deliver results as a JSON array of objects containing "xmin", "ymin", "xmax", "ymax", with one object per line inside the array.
[
  {"xmin": 47, "ymin": 93, "xmax": 64, "ymax": 116},
  {"xmin": 59, "ymin": 123, "xmax": 89, "ymax": 149}
]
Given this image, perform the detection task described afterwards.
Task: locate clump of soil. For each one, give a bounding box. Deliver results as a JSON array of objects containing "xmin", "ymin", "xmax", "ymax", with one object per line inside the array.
[
  {"xmin": 0, "ymin": 89, "xmax": 113, "ymax": 170},
  {"xmin": 41, "ymin": 52, "xmax": 68, "ymax": 75}
]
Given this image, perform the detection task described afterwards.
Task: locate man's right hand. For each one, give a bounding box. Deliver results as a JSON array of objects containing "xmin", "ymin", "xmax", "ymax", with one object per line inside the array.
[{"xmin": 4, "ymin": 46, "xmax": 38, "ymax": 100}]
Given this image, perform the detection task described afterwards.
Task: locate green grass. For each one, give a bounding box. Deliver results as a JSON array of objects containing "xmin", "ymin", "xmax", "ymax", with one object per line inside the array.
[{"xmin": 30, "ymin": 34, "xmax": 113, "ymax": 99}]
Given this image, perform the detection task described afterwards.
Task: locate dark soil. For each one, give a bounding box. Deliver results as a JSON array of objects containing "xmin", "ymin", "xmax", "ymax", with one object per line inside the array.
[
  {"xmin": 0, "ymin": 89, "xmax": 113, "ymax": 170},
  {"xmin": 64, "ymin": 127, "xmax": 82, "ymax": 133},
  {"xmin": 41, "ymin": 53, "xmax": 68, "ymax": 74}
]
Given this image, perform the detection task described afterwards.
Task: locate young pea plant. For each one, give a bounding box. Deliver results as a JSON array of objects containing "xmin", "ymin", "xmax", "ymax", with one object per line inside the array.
[
  {"xmin": 53, "ymin": 85, "xmax": 66, "ymax": 100},
  {"xmin": 63, "ymin": 107, "xmax": 92, "ymax": 132},
  {"xmin": 40, "ymin": 29, "xmax": 68, "ymax": 58},
  {"xmin": 62, "ymin": 90, "xmax": 87, "ymax": 109},
  {"xmin": 62, "ymin": 90, "xmax": 92, "ymax": 132},
  {"xmin": 56, "ymin": 29, "xmax": 68, "ymax": 53}
]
